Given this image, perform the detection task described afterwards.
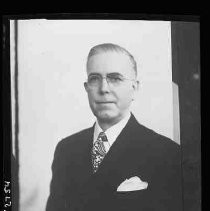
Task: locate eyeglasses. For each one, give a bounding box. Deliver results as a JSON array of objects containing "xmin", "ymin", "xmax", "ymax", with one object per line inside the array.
[{"xmin": 87, "ymin": 73, "xmax": 136, "ymax": 88}]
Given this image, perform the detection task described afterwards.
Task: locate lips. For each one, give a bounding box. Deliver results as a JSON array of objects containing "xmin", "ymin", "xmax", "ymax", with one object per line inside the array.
[{"xmin": 96, "ymin": 101, "xmax": 115, "ymax": 104}]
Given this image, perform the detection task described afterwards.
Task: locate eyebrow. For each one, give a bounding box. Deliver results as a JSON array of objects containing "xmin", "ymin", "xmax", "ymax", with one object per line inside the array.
[
  {"xmin": 88, "ymin": 72, "xmax": 124, "ymax": 77},
  {"xmin": 88, "ymin": 73, "xmax": 101, "ymax": 77},
  {"xmin": 107, "ymin": 72, "xmax": 123, "ymax": 77}
]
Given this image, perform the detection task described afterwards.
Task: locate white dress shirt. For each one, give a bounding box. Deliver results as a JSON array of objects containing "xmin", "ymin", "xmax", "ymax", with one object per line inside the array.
[{"xmin": 93, "ymin": 112, "xmax": 131, "ymax": 153}]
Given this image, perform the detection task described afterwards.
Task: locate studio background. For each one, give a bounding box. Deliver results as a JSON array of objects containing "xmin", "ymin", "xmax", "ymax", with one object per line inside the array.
[{"xmin": 10, "ymin": 20, "xmax": 180, "ymax": 211}]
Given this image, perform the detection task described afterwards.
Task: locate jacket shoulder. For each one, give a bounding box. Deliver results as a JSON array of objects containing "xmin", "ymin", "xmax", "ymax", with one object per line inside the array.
[
  {"xmin": 131, "ymin": 118, "xmax": 180, "ymax": 161},
  {"xmin": 134, "ymin": 119, "xmax": 179, "ymax": 148},
  {"xmin": 54, "ymin": 127, "xmax": 93, "ymax": 154}
]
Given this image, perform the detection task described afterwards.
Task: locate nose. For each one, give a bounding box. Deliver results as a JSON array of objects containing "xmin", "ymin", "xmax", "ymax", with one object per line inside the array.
[{"xmin": 99, "ymin": 77, "xmax": 110, "ymax": 94}]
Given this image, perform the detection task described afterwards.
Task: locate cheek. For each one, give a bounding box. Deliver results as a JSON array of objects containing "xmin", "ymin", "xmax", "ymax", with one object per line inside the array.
[
  {"xmin": 87, "ymin": 91, "xmax": 98, "ymax": 107},
  {"xmin": 115, "ymin": 89, "xmax": 134, "ymax": 106},
  {"xmin": 87, "ymin": 93, "xmax": 94, "ymax": 105}
]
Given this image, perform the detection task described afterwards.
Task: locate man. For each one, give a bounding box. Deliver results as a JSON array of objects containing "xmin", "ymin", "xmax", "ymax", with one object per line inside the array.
[{"xmin": 46, "ymin": 43, "xmax": 182, "ymax": 211}]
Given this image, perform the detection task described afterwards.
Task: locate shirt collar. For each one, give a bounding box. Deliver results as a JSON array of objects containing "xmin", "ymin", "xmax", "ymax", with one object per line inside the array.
[{"xmin": 94, "ymin": 112, "xmax": 131, "ymax": 146}]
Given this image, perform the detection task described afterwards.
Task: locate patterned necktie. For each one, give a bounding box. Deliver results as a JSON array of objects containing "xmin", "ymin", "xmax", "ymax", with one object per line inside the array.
[{"xmin": 91, "ymin": 132, "xmax": 108, "ymax": 173}]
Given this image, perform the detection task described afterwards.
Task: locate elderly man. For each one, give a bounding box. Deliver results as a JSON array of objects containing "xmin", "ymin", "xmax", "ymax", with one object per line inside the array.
[{"xmin": 46, "ymin": 43, "xmax": 182, "ymax": 211}]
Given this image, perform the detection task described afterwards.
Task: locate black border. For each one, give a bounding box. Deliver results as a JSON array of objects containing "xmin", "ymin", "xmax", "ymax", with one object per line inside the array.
[
  {"xmin": 3, "ymin": 13, "xmax": 200, "ymax": 21},
  {"xmin": 1, "ymin": 13, "xmax": 202, "ymax": 211},
  {"xmin": 2, "ymin": 16, "xmax": 13, "ymax": 211}
]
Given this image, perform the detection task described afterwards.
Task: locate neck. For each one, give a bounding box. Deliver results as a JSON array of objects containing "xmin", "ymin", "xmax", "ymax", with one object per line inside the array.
[
  {"xmin": 97, "ymin": 112, "xmax": 130, "ymax": 131},
  {"xmin": 98, "ymin": 120, "xmax": 117, "ymax": 131}
]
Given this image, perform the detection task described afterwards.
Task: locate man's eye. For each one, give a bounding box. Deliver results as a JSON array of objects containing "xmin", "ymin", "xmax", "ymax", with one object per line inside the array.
[
  {"xmin": 89, "ymin": 76, "xmax": 100, "ymax": 83},
  {"xmin": 108, "ymin": 76, "xmax": 123, "ymax": 82}
]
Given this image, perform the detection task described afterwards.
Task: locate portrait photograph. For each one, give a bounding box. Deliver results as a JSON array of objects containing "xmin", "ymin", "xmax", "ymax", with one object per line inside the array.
[{"xmin": 2, "ymin": 14, "xmax": 201, "ymax": 211}]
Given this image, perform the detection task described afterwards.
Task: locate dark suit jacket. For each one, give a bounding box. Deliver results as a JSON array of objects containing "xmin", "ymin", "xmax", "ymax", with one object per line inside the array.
[{"xmin": 46, "ymin": 114, "xmax": 182, "ymax": 211}]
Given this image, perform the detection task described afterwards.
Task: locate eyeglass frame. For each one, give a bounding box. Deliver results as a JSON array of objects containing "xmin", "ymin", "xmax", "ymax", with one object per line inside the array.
[{"xmin": 86, "ymin": 73, "xmax": 137, "ymax": 88}]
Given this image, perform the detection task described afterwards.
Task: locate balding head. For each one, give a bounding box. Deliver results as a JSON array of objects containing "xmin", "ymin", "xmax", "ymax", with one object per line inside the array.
[{"xmin": 87, "ymin": 43, "xmax": 137, "ymax": 78}]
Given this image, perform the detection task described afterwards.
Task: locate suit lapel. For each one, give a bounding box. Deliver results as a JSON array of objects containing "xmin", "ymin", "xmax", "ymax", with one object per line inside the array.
[{"xmin": 86, "ymin": 114, "xmax": 141, "ymax": 191}]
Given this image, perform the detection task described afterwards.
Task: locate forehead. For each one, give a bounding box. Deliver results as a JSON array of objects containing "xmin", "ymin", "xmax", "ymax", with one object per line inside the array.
[{"xmin": 87, "ymin": 52, "xmax": 134, "ymax": 77}]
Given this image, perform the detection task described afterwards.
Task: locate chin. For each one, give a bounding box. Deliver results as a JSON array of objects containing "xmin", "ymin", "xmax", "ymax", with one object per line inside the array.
[{"xmin": 95, "ymin": 110, "xmax": 120, "ymax": 123}]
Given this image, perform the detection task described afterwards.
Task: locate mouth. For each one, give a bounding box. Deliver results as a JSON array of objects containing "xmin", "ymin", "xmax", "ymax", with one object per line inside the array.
[{"xmin": 96, "ymin": 101, "xmax": 115, "ymax": 104}]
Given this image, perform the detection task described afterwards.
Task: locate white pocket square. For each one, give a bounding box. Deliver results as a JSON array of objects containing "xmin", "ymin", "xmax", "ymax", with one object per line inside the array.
[{"xmin": 117, "ymin": 176, "xmax": 148, "ymax": 192}]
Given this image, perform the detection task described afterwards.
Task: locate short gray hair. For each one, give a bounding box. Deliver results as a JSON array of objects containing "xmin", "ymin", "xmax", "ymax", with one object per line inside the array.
[{"xmin": 87, "ymin": 43, "xmax": 137, "ymax": 78}]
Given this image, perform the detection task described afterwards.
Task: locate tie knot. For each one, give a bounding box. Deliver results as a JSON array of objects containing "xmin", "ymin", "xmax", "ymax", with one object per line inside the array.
[{"xmin": 98, "ymin": 132, "xmax": 108, "ymax": 142}]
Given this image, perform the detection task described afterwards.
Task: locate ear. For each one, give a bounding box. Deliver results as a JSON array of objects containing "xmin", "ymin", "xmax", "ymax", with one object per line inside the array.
[
  {"xmin": 132, "ymin": 80, "xmax": 139, "ymax": 91},
  {"xmin": 84, "ymin": 82, "xmax": 89, "ymax": 92},
  {"xmin": 132, "ymin": 80, "xmax": 139, "ymax": 101}
]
